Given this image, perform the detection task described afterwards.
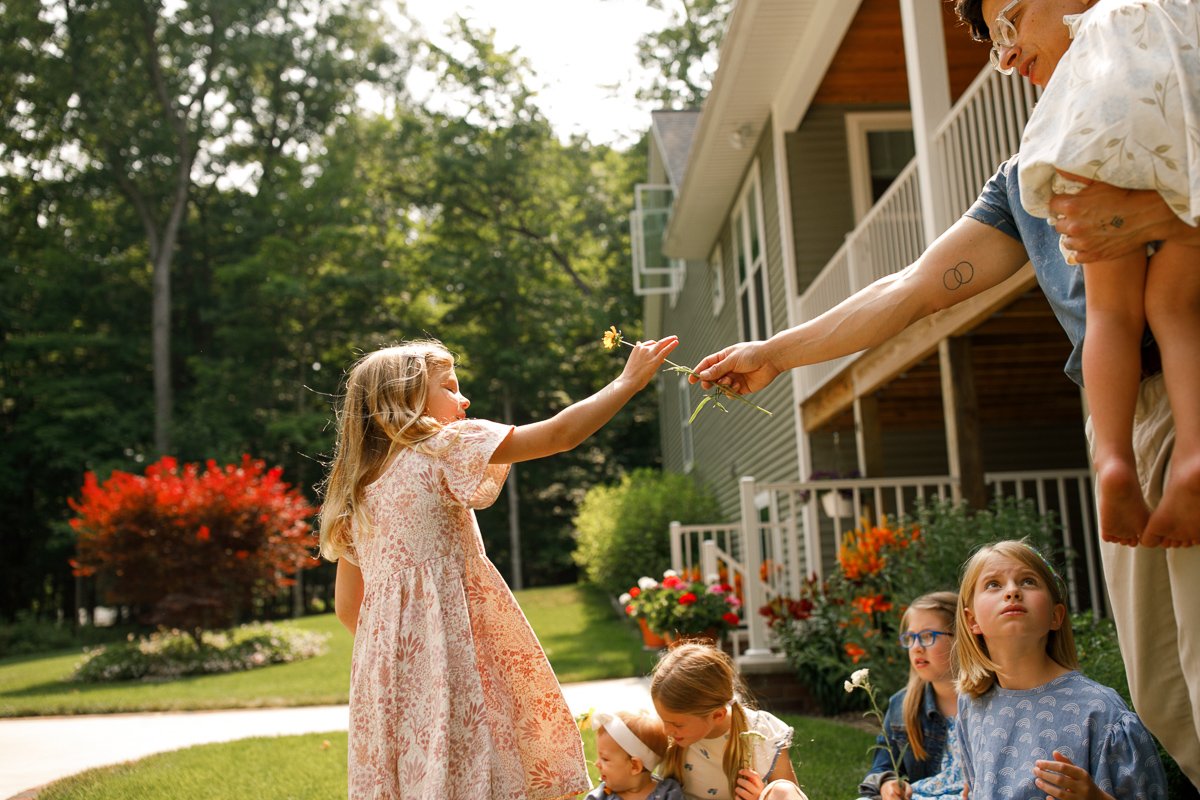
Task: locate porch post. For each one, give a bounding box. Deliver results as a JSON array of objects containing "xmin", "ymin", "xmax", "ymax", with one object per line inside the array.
[
  {"xmin": 939, "ymin": 337, "xmax": 987, "ymax": 508},
  {"xmin": 899, "ymin": 0, "xmax": 953, "ymax": 241},
  {"xmin": 853, "ymin": 393, "xmax": 885, "ymax": 478},
  {"xmin": 739, "ymin": 476, "xmax": 771, "ymax": 657},
  {"xmin": 669, "ymin": 520, "xmax": 683, "ymax": 573}
]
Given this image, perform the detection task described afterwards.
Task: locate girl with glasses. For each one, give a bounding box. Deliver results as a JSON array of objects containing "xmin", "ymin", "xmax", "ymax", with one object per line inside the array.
[
  {"xmin": 857, "ymin": 592, "xmax": 962, "ymax": 800},
  {"xmin": 1014, "ymin": 0, "xmax": 1200, "ymax": 549}
]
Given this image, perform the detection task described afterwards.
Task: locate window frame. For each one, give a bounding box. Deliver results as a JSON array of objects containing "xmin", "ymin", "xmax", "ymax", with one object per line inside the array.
[
  {"xmin": 844, "ymin": 111, "xmax": 914, "ymax": 222},
  {"xmin": 731, "ymin": 161, "xmax": 772, "ymax": 343}
]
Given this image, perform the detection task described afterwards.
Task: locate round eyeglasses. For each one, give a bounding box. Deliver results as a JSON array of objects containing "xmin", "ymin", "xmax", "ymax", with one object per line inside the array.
[
  {"xmin": 989, "ymin": 0, "xmax": 1021, "ymax": 75},
  {"xmin": 898, "ymin": 629, "xmax": 953, "ymax": 649}
]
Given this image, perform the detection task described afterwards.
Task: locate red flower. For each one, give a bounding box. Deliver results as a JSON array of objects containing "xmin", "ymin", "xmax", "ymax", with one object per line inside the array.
[
  {"xmin": 722, "ymin": 612, "xmax": 740, "ymax": 626},
  {"xmin": 845, "ymin": 643, "xmax": 866, "ymax": 663},
  {"xmin": 196, "ymin": 526, "xmax": 211, "ymax": 542},
  {"xmin": 625, "ymin": 604, "xmax": 636, "ymax": 616},
  {"xmin": 629, "ymin": 587, "xmax": 641, "ymax": 598},
  {"xmin": 662, "ymin": 575, "xmax": 685, "ymax": 590},
  {"xmin": 678, "ymin": 592, "xmax": 698, "ymax": 605}
]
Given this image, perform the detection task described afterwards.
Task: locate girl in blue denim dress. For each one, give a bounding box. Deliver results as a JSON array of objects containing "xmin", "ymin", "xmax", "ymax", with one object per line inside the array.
[{"xmin": 857, "ymin": 592, "xmax": 962, "ymax": 800}]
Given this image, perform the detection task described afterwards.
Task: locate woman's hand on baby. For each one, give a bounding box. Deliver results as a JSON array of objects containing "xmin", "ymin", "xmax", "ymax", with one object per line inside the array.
[
  {"xmin": 734, "ymin": 768, "xmax": 765, "ymax": 800},
  {"xmin": 1033, "ymin": 751, "xmax": 1116, "ymax": 800},
  {"xmin": 618, "ymin": 336, "xmax": 679, "ymax": 392}
]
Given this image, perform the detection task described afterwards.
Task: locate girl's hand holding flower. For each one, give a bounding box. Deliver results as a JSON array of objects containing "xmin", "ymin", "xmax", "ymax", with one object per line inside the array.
[{"xmin": 615, "ymin": 335, "xmax": 680, "ymax": 392}]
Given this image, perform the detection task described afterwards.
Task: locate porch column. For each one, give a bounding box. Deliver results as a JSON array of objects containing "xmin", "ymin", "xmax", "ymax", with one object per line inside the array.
[
  {"xmin": 899, "ymin": 0, "xmax": 953, "ymax": 241},
  {"xmin": 939, "ymin": 337, "xmax": 987, "ymax": 509},
  {"xmin": 853, "ymin": 393, "xmax": 885, "ymax": 478}
]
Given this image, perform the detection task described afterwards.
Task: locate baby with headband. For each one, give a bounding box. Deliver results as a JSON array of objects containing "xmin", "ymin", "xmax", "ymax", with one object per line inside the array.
[{"xmin": 588, "ymin": 710, "xmax": 684, "ymax": 800}]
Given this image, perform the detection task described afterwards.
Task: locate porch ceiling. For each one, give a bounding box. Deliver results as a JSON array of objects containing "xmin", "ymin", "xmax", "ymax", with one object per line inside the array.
[{"xmin": 662, "ymin": 0, "xmax": 862, "ymax": 261}]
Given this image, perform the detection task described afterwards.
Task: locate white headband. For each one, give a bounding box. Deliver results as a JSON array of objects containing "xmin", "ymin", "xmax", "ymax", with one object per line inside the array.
[{"xmin": 592, "ymin": 711, "xmax": 661, "ymax": 770}]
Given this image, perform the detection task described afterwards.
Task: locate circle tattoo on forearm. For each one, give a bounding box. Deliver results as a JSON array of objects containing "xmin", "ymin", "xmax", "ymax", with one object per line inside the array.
[{"xmin": 943, "ymin": 261, "xmax": 975, "ymax": 290}]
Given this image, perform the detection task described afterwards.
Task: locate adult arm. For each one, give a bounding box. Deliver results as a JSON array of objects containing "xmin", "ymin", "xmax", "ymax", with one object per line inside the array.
[
  {"xmin": 490, "ymin": 336, "xmax": 679, "ymax": 464},
  {"xmin": 334, "ymin": 558, "xmax": 364, "ymax": 635},
  {"xmin": 691, "ymin": 218, "xmax": 1031, "ymax": 394},
  {"xmin": 1050, "ymin": 182, "xmax": 1200, "ymax": 265}
]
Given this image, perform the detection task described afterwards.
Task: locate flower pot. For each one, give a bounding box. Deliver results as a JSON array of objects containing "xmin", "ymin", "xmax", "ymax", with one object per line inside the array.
[
  {"xmin": 638, "ymin": 617, "xmax": 668, "ymax": 649},
  {"xmin": 820, "ymin": 490, "xmax": 854, "ymax": 519}
]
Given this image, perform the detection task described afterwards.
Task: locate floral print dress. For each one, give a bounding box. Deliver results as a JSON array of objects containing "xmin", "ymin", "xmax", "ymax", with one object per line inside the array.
[
  {"xmin": 1019, "ymin": 0, "xmax": 1200, "ymax": 226},
  {"xmin": 345, "ymin": 419, "xmax": 589, "ymax": 799}
]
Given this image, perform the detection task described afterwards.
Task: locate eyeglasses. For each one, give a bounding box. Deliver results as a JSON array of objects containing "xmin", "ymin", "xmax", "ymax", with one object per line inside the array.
[
  {"xmin": 989, "ymin": 0, "xmax": 1021, "ymax": 75},
  {"xmin": 898, "ymin": 629, "xmax": 953, "ymax": 649}
]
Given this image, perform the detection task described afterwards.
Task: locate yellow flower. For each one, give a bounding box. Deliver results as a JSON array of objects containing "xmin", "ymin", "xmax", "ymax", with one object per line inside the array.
[{"xmin": 602, "ymin": 325, "xmax": 623, "ymax": 351}]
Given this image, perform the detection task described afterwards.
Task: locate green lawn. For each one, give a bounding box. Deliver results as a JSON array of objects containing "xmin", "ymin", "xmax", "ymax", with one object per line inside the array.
[
  {"xmin": 1, "ymin": 583, "xmax": 649, "ymax": 717},
  {"xmin": 36, "ymin": 716, "xmax": 873, "ymax": 800}
]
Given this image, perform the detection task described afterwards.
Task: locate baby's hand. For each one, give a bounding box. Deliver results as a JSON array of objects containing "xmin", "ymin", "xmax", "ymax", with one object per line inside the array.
[
  {"xmin": 618, "ymin": 336, "xmax": 679, "ymax": 392},
  {"xmin": 734, "ymin": 768, "xmax": 764, "ymax": 800},
  {"xmin": 1033, "ymin": 751, "xmax": 1115, "ymax": 800}
]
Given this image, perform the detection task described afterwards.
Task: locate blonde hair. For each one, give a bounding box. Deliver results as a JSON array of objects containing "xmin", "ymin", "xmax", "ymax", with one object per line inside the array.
[
  {"xmin": 953, "ymin": 540, "xmax": 1077, "ymax": 698},
  {"xmin": 899, "ymin": 591, "xmax": 957, "ymax": 761},
  {"xmin": 596, "ymin": 710, "xmax": 670, "ymax": 768},
  {"xmin": 318, "ymin": 341, "xmax": 455, "ymax": 561},
  {"xmin": 650, "ymin": 642, "xmax": 754, "ymax": 793}
]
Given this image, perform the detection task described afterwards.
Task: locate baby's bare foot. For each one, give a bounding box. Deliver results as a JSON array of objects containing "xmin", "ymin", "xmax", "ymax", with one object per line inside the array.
[
  {"xmin": 1144, "ymin": 459, "xmax": 1200, "ymax": 548},
  {"xmin": 1096, "ymin": 460, "xmax": 1149, "ymax": 546}
]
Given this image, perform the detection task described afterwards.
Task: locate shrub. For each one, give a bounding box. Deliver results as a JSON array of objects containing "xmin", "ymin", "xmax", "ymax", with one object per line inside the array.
[
  {"xmin": 69, "ymin": 455, "xmax": 318, "ymax": 638},
  {"xmin": 571, "ymin": 468, "xmax": 722, "ymax": 597},
  {"xmin": 0, "ymin": 612, "xmax": 141, "ymax": 658},
  {"xmin": 72, "ymin": 621, "xmax": 329, "ymax": 682},
  {"xmin": 768, "ymin": 497, "xmax": 1061, "ymax": 713}
]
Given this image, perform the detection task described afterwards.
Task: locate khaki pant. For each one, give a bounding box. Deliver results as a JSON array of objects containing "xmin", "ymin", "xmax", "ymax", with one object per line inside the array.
[{"xmin": 1089, "ymin": 373, "xmax": 1200, "ymax": 788}]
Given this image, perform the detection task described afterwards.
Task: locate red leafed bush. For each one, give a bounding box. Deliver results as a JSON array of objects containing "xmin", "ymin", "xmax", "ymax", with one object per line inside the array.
[{"xmin": 69, "ymin": 455, "xmax": 317, "ymax": 636}]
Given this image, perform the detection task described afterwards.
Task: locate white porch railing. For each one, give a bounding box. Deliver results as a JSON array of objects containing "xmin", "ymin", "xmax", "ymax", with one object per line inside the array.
[
  {"xmin": 796, "ymin": 68, "xmax": 1040, "ymax": 399},
  {"xmin": 670, "ymin": 469, "xmax": 1102, "ymax": 657}
]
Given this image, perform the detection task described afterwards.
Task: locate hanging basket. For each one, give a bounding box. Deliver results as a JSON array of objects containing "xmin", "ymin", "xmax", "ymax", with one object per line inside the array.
[{"xmin": 820, "ymin": 490, "xmax": 854, "ymax": 519}]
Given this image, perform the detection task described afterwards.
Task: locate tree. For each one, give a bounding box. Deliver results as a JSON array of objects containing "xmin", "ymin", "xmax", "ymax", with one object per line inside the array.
[
  {"xmin": 399, "ymin": 21, "xmax": 660, "ymax": 587},
  {"xmin": 0, "ymin": 0, "xmax": 407, "ymax": 453},
  {"xmin": 70, "ymin": 455, "xmax": 317, "ymax": 638},
  {"xmin": 632, "ymin": 0, "xmax": 733, "ymax": 106}
]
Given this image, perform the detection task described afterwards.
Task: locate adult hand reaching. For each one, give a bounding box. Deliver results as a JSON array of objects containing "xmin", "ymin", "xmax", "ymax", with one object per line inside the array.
[{"xmin": 689, "ymin": 341, "xmax": 782, "ymax": 395}]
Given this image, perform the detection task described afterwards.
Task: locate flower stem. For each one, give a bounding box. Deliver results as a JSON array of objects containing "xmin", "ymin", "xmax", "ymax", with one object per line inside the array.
[{"xmin": 620, "ymin": 340, "xmax": 772, "ymax": 416}]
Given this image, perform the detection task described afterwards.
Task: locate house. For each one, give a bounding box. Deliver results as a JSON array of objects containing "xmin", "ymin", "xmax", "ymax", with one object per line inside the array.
[{"xmin": 634, "ymin": 0, "xmax": 1105, "ymax": 661}]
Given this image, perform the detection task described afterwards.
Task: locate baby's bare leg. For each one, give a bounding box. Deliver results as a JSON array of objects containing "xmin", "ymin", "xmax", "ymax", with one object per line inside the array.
[
  {"xmin": 1083, "ymin": 253, "xmax": 1151, "ymax": 545},
  {"xmin": 1143, "ymin": 242, "xmax": 1200, "ymax": 547}
]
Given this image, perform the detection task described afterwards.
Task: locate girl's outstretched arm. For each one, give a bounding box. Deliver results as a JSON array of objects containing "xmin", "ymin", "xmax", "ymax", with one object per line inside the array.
[
  {"xmin": 490, "ymin": 336, "xmax": 679, "ymax": 465},
  {"xmin": 335, "ymin": 558, "xmax": 364, "ymax": 635}
]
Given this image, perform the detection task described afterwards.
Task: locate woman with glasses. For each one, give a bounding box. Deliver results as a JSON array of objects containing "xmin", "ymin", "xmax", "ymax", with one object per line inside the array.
[
  {"xmin": 1015, "ymin": 0, "xmax": 1200, "ymax": 552},
  {"xmin": 856, "ymin": 592, "xmax": 961, "ymax": 800}
]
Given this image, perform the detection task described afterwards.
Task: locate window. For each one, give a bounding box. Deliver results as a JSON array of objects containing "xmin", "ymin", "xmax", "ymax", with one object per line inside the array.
[
  {"xmin": 731, "ymin": 163, "xmax": 771, "ymax": 342},
  {"xmin": 845, "ymin": 112, "xmax": 916, "ymax": 222},
  {"xmin": 710, "ymin": 245, "xmax": 725, "ymax": 315},
  {"xmin": 678, "ymin": 375, "xmax": 694, "ymax": 472}
]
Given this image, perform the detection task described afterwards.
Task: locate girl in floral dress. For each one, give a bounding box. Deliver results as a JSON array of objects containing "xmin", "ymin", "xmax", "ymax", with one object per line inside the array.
[
  {"xmin": 1012, "ymin": 0, "xmax": 1200, "ymax": 547},
  {"xmin": 319, "ymin": 335, "xmax": 678, "ymax": 799}
]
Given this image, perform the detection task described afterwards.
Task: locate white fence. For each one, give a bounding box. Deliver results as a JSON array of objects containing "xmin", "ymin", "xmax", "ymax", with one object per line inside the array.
[{"xmin": 670, "ymin": 469, "xmax": 1102, "ymax": 656}]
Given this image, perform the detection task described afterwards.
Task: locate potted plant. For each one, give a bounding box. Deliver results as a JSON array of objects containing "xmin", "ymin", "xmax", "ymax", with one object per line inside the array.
[
  {"xmin": 800, "ymin": 469, "xmax": 861, "ymax": 519},
  {"xmin": 625, "ymin": 569, "xmax": 742, "ymax": 645},
  {"xmin": 621, "ymin": 576, "xmax": 668, "ymax": 648}
]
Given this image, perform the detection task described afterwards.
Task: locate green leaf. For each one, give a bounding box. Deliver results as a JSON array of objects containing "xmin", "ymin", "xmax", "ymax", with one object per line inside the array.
[{"xmin": 688, "ymin": 395, "xmax": 713, "ymax": 424}]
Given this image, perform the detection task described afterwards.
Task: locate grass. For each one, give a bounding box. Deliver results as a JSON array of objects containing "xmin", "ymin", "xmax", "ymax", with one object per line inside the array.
[
  {"xmin": 0, "ymin": 615, "xmax": 354, "ymax": 717},
  {"xmin": 0, "ymin": 584, "xmax": 650, "ymax": 717},
  {"xmin": 35, "ymin": 715, "xmax": 873, "ymax": 799}
]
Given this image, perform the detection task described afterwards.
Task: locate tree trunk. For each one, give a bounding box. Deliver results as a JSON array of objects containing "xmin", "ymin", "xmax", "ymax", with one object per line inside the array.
[
  {"xmin": 152, "ymin": 249, "xmax": 172, "ymax": 454},
  {"xmin": 502, "ymin": 387, "xmax": 523, "ymax": 590}
]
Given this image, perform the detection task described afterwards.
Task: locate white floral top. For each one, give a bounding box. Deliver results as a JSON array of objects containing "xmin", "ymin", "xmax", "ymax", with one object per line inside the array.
[
  {"xmin": 1018, "ymin": 0, "xmax": 1200, "ymax": 226},
  {"xmin": 680, "ymin": 708, "xmax": 794, "ymax": 800},
  {"xmin": 345, "ymin": 419, "xmax": 589, "ymax": 799}
]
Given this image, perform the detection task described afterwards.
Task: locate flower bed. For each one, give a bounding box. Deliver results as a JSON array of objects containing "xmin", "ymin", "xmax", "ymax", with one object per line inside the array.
[{"xmin": 73, "ymin": 621, "xmax": 329, "ymax": 683}]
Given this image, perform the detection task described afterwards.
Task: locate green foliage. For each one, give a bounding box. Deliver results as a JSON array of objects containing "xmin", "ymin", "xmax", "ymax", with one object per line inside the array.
[
  {"xmin": 635, "ymin": 0, "xmax": 735, "ymax": 106},
  {"xmin": 770, "ymin": 498, "xmax": 1061, "ymax": 714},
  {"xmin": 73, "ymin": 622, "xmax": 329, "ymax": 683},
  {"xmin": 571, "ymin": 468, "xmax": 722, "ymax": 597},
  {"xmin": 0, "ymin": 613, "xmax": 140, "ymax": 659}
]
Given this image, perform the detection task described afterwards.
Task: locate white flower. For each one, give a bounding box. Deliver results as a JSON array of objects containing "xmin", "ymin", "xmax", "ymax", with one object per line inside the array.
[
  {"xmin": 844, "ymin": 680, "xmax": 854, "ymax": 693},
  {"xmin": 704, "ymin": 573, "xmax": 720, "ymax": 585},
  {"xmin": 663, "ymin": 569, "xmax": 678, "ymax": 578},
  {"xmin": 638, "ymin": 577, "xmax": 659, "ymax": 590},
  {"xmin": 619, "ymin": 592, "xmax": 632, "ymax": 605},
  {"xmin": 850, "ymin": 668, "xmax": 871, "ymax": 688}
]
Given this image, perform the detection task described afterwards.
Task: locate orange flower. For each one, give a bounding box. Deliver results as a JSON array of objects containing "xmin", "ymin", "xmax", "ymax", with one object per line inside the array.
[{"xmin": 845, "ymin": 643, "xmax": 866, "ymax": 663}]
